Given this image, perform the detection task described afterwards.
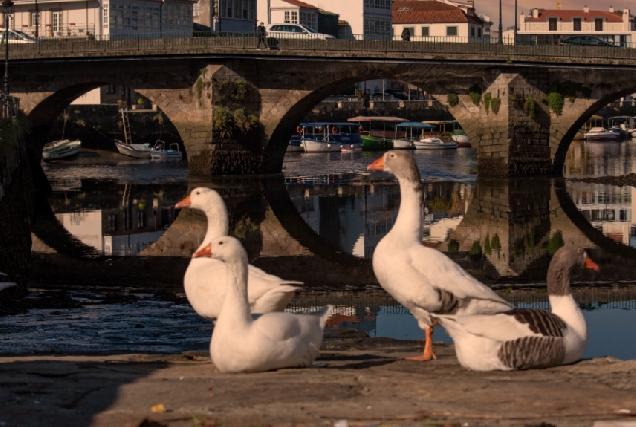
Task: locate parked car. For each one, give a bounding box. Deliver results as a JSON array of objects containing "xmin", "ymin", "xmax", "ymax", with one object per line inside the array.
[
  {"xmin": 0, "ymin": 29, "xmax": 38, "ymax": 44},
  {"xmin": 558, "ymin": 36, "xmax": 617, "ymax": 47},
  {"xmin": 265, "ymin": 24, "xmax": 335, "ymax": 41}
]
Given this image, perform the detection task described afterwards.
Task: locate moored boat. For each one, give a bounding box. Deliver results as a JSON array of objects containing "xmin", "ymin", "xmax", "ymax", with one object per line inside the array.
[
  {"xmin": 392, "ymin": 122, "xmax": 436, "ymax": 150},
  {"xmin": 150, "ymin": 141, "xmax": 183, "ymax": 160},
  {"xmin": 115, "ymin": 139, "xmax": 153, "ymax": 158},
  {"xmin": 300, "ymin": 122, "xmax": 363, "ymax": 153},
  {"xmin": 584, "ymin": 127, "xmax": 621, "ymax": 141},
  {"xmin": 347, "ymin": 116, "xmax": 407, "ymax": 150},
  {"xmin": 414, "ymin": 137, "xmax": 457, "ymax": 150},
  {"xmin": 42, "ymin": 139, "xmax": 82, "ymax": 161}
]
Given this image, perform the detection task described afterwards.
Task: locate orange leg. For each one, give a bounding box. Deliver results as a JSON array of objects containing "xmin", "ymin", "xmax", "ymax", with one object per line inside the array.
[{"xmin": 405, "ymin": 327, "xmax": 437, "ymax": 361}]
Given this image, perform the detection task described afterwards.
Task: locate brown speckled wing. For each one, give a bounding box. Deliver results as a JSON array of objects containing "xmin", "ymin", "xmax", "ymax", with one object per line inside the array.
[
  {"xmin": 506, "ymin": 308, "xmax": 566, "ymax": 337},
  {"xmin": 497, "ymin": 336, "xmax": 566, "ymax": 370},
  {"xmin": 434, "ymin": 288, "xmax": 459, "ymax": 314}
]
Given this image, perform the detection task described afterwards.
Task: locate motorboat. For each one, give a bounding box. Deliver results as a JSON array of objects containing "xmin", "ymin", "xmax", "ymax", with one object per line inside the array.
[
  {"xmin": 608, "ymin": 116, "xmax": 636, "ymax": 138},
  {"xmin": 287, "ymin": 123, "xmax": 306, "ymax": 152},
  {"xmin": 584, "ymin": 127, "xmax": 621, "ymax": 141},
  {"xmin": 150, "ymin": 141, "xmax": 183, "ymax": 160},
  {"xmin": 42, "ymin": 139, "xmax": 82, "ymax": 161},
  {"xmin": 414, "ymin": 137, "xmax": 457, "ymax": 150},
  {"xmin": 115, "ymin": 139, "xmax": 153, "ymax": 158},
  {"xmin": 450, "ymin": 130, "xmax": 471, "ymax": 147},
  {"xmin": 347, "ymin": 116, "xmax": 407, "ymax": 150},
  {"xmin": 392, "ymin": 122, "xmax": 436, "ymax": 150},
  {"xmin": 300, "ymin": 122, "xmax": 363, "ymax": 153}
]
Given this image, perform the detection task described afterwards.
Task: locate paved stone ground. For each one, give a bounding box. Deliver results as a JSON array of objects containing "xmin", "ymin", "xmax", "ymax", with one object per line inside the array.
[{"xmin": 1, "ymin": 330, "xmax": 635, "ymax": 427}]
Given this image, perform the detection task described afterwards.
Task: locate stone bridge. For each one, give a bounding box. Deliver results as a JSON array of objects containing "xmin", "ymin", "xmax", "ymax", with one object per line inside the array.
[{"xmin": 8, "ymin": 42, "xmax": 636, "ymax": 176}]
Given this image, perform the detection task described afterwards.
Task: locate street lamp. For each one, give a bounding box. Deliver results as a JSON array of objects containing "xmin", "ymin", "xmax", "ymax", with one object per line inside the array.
[
  {"xmin": 498, "ymin": 0, "xmax": 503, "ymax": 44},
  {"xmin": 3, "ymin": 0, "xmax": 14, "ymax": 96},
  {"xmin": 514, "ymin": 0, "xmax": 518, "ymax": 45},
  {"xmin": 34, "ymin": 0, "xmax": 38, "ymax": 39}
]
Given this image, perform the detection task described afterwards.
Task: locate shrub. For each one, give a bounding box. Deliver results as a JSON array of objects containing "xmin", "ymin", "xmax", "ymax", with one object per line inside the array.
[
  {"xmin": 483, "ymin": 92, "xmax": 492, "ymax": 113},
  {"xmin": 491, "ymin": 234, "xmax": 501, "ymax": 252},
  {"xmin": 484, "ymin": 234, "xmax": 491, "ymax": 255},
  {"xmin": 546, "ymin": 231, "xmax": 564, "ymax": 255},
  {"xmin": 468, "ymin": 84, "xmax": 482, "ymax": 106},
  {"xmin": 469, "ymin": 241, "xmax": 482, "ymax": 259},
  {"xmin": 491, "ymin": 97, "xmax": 502, "ymax": 115},
  {"xmin": 546, "ymin": 91, "xmax": 564, "ymax": 115},
  {"xmin": 448, "ymin": 239, "xmax": 460, "ymax": 254},
  {"xmin": 447, "ymin": 92, "xmax": 459, "ymax": 107},
  {"xmin": 523, "ymin": 97, "xmax": 535, "ymax": 119}
]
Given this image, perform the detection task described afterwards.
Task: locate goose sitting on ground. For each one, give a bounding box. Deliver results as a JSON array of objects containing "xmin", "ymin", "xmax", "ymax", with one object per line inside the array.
[
  {"xmin": 194, "ymin": 236, "xmax": 333, "ymax": 373},
  {"xmin": 367, "ymin": 151, "xmax": 512, "ymax": 361},
  {"xmin": 176, "ymin": 187, "xmax": 301, "ymax": 320},
  {"xmin": 434, "ymin": 245, "xmax": 598, "ymax": 371}
]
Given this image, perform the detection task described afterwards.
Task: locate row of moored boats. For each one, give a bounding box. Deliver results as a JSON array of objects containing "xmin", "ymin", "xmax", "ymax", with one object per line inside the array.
[{"xmin": 288, "ymin": 117, "xmax": 470, "ymax": 153}]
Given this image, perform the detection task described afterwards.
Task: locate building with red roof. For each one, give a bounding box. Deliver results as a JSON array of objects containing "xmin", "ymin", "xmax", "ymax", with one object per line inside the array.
[
  {"xmin": 392, "ymin": 0, "xmax": 490, "ymax": 40},
  {"xmin": 513, "ymin": 6, "xmax": 635, "ymax": 46}
]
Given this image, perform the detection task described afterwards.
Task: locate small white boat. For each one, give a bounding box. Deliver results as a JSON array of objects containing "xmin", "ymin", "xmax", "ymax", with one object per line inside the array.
[
  {"xmin": 150, "ymin": 141, "xmax": 183, "ymax": 160},
  {"xmin": 392, "ymin": 122, "xmax": 435, "ymax": 150},
  {"xmin": 42, "ymin": 139, "xmax": 81, "ymax": 161},
  {"xmin": 414, "ymin": 137, "xmax": 457, "ymax": 150},
  {"xmin": 114, "ymin": 139, "xmax": 153, "ymax": 158},
  {"xmin": 584, "ymin": 127, "xmax": 621, "ymax": 141},
  {"xmin": 301, "ymin": 139, "xmax": 341, "ymax": 153}
]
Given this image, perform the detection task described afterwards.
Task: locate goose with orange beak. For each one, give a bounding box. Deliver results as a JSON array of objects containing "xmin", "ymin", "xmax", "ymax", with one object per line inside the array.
[
  {"xmin": 176, "ymin": 187, "xmax": 301, "ymax": 322},
  {"xmin": 366, "ymin": 151, "xmax": 512, "ymax": 361},
  {"xmin": 434, "ymin": 245, "xmax": 598, "ymax": 371}
]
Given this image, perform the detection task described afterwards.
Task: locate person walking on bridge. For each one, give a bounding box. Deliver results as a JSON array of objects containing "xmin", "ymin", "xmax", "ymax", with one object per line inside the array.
[{"xmin": 257, "ymin": 22, "xmax": 268, "ymax": 49}]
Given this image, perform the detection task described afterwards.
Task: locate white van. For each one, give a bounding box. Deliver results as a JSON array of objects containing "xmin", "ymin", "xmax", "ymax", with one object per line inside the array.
[
  {"xmin": 0, "ymin": 30, "xmax": 38, "ymax": 44},
  {"xmin": 265, "ymin": 24, "xmax": 335, "ymax": 41}
]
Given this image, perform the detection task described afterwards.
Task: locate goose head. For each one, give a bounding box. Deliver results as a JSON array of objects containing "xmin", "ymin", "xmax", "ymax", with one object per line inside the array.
[
  {"xmin": 193, "ymin": 236, "xmax": 247, "ymax": 265},
  {"xmin": 367, "ymin": 150, "xmax": 421, "ymax": 182},
  {"xmin": 176, "ymin": 187, "xmax": 225, "ymax": 212},
  {"xmin": 547, "ymin": 245, "xmax": 599, "ymax": 296}
]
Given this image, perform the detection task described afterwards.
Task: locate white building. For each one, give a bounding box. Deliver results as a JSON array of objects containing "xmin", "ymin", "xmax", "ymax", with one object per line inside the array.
[
  {"xmin": 392, "ymin": 0, "xmax": 489, "ymax": 40},
  {"xmin": 5, "ymin": 0, "xmax": 196, "ymax": 39},
  {"xmin": 258, "ymin": 0, "xmax": 392, "ymax": 40},
  {"xmin": 515, "ymin": 6, "xmax": 635, "ymax": 45}
]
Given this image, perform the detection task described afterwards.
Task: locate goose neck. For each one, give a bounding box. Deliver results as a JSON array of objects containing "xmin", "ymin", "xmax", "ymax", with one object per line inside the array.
[
  {"xmin": 203, "ymin": 204, "xmax": 230, "ymax": 245},
  {"xmin": 392, "ymin": 176, "xmax": 423, "ymax": 241},
  {"xmin": 216, "ymin": 257, "xmax": 252, "ymax": 328}
]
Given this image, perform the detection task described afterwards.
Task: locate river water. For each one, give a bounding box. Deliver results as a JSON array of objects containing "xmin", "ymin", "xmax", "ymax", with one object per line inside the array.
[{"xmin": 2, "ymin": 140, "xmax": 636, "ymax": 360}]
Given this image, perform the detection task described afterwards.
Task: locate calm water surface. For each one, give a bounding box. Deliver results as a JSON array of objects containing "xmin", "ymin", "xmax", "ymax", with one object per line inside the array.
[{"xmin": 7, "ymin": 140, "xmax": 636, "ymax": 360}]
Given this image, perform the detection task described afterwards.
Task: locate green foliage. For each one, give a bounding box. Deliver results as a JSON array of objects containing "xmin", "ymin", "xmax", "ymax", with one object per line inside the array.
[
  {"xmin": 469, "ymin": 240, "xmax": 482, "ymax": 258},
  {"xmin": 511, "ymin": 92, "xmax": 524, "ymax": 108},
  {"xmin": 427, "ymin": 196, "xmax": 453, "ymax": 213},
  {"xmin": 491, "ymin": 97, "xmax": 501, "ymax": 115},
  {"xmin": 468, "ymin": 84, "xmax": 482, "ymax": 106},
  {"xmin": 195, "ymin": 77, "xmax": 204, "ymax": 106},
  {"xmin": 234, "ymin": 80, "xmax": 248, "ymax": 101},
  {"xmin": 137, "ymin": 97, "xmax": 144, "ymax": 105},
  {"xmin": 546, "ymin": 230, "xmax": 564, "ymax": 255},
  {"xmin": 483, "ymin": 92, "xmax": 492, "ymax": 113},
  {"xmin": 447, "ymin": 92, "xmax": 459, "ymax": 107},
  {"xmin": 506, "ymin": 55, "xmax": 512, "ymax": 64},
  {"xmin": 546, "ymin": 91, "xmax": 564, "ymax": 115},
  {"xmin": 491, "ymin": 234, "xmax": 501, "ymax": 252},
  {"xmin": 213, "ymin": 106, "xmax": 231, "ymax": 138},
  {"xmin": 523, "ymin": 97, "xmax": 535, "ymax": 119},
  {"xmin": 448, "ymin": 239, "xmax": 460, "ymax": 254},
  {"xmin": 484, "ymin": 234, "xmax": 491, "ymax": 255},
  {"xmin": 152, "ymin": 112, "xmax": 164, "ymax": 126},
  {"xmin": 200, "ymin": 67, "xmax": 208, "ymax": 77}
]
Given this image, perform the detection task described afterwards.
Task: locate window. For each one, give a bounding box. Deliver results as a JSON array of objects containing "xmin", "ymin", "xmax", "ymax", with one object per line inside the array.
[
  {"xmin": 573, "ymin": 18, "xmax": 581, "ymax": 31},
  {"xmin": 52, "ymin": 11, "xmax": 62, "ymax": 32},
  {"xmin": 595, "ymin": 18, "xmax": 603, "ymax": 31},
  {"xmin": 471, "ymin": 27, "xmax": 475, "ymax": 37},
  {"xmin": 137, "ymin": 211, "xmax": 146, "ymax": 228},
  {"xmin": 107, "ymin": 84, "xmax": 116, "ymax": 94},
  {"xmin": 548, "ymin": 17, "xmax": 557, "ymax": 31},
  {"xmin": 30, "ymin": 11, "xmax": 40, "ymax": 28},
  {"xmin": 108, "ymin": 214, "xmax": 117, "ymax": 231},
  {"xmin": 103, "ymin": 7, "xmax": 108, "ymax": 26},
  {"xmin": 446, "ymin": 26, "xmax": 457, "ymax": 36},
  {"xmin": 421, "ymin": 26, "xmax": 429, "ymax": 36},
  {"xmin": 478, "ymin": 28, "xmax": 482, "ymax": 37},
  {"xmin": 300, "ymin": 11, "xmax": 316, "ymax": 30}
]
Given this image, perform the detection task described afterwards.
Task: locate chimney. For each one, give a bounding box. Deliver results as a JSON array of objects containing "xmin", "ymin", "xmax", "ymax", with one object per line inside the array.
[
  {"xmin": 583, "ymin": 5, "xmax": 589, "ymax": 13},
  {"xmin": 532, "ymin": 8, "xmax": 539, "ymax": 18},
  {"xmin": 609, "ymin": 6, "xmax": 614, "ymax": 13}
]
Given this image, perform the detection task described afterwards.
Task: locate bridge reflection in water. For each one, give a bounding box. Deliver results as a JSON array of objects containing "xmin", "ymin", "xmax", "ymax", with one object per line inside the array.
[{"xmin": 30, "ymin": 174, "xmax": 636, "ymax": 289}]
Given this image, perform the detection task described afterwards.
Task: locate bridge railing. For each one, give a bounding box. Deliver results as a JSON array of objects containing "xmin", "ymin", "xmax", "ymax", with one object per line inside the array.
[{"xmin": 5, "ymin": 32, "xmax": 636, "ymax": 62}]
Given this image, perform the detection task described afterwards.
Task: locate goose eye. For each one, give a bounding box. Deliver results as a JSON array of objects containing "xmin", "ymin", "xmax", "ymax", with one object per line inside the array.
[
  {"xmin": 219, "ymin": 241, "xmax": 224, "ymax": 246},
  {"xmin": 195, "ymin": 191, "xmax": 200, "ymax": 195},
  {"xmin": 389, "ymin": 154, "xmax": 395, "ymax": 158}
]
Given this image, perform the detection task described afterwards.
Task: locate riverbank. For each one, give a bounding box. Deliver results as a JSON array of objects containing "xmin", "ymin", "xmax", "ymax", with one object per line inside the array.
[{"xmin": 1, "ymin": 330, "xmax": 635, "ymax": 427}]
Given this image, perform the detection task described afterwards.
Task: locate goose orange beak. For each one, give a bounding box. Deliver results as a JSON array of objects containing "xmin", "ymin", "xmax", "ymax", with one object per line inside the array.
[
  {"xmin": 175, "ymin": 195, "xmax": 191, "ymax": 209},
  {"xmin": 367, "ymin": 156, "xmax": 385, "ymax": 171},
  {"xmin": 584, "ymin": 256, "xmax": 599, "ymax": 272},
  {"xmin": 194, "ymin": 243, "xmax": 212, "ymax": 258}
]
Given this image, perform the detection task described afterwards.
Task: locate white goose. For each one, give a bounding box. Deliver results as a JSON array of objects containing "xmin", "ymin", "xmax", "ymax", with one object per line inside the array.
[
  {"xmin": 367, "ymin": 151, "xmax": 512, "ymax": 360},
  {"xmin": 434, "ymin": 245, "xmax": 598, "ymax": 371},
  {"xmin": 176, "ymin": 187, "xmax": 301, "ymax": 320},
  {"xmin": 195, "ymin": 236, "xmax": 333, "ymax": 373}
]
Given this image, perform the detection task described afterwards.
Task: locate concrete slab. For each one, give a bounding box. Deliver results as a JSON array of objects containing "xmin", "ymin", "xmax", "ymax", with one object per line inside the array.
[{"xmin": 0, "ymin": 332, "xmax": 634, "ymax": 427}]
